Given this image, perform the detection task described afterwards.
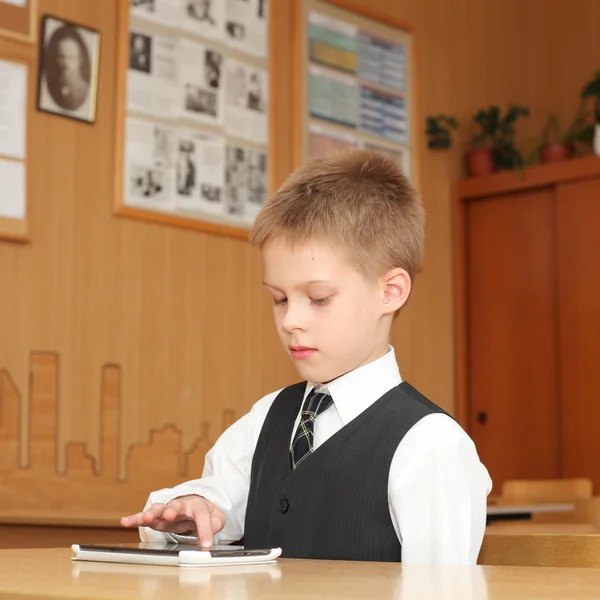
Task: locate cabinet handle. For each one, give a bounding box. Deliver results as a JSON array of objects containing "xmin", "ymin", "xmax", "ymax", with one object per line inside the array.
[{"xmin": 476, "ymin": 411, "xmax": 488, "ymax": 424}]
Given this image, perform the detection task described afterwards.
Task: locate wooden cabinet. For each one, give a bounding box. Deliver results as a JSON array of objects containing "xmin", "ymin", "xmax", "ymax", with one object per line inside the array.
[{"xmin": 455, "ymin": 157, "xmax": 600, "ymax": 491}]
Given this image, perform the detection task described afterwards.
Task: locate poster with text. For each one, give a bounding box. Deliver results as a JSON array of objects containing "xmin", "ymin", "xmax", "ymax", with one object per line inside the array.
[
  {"xmin": 308, "ymin": 11, "xmax": 356, "ymax": 74},
  {"xmin": 309, "ymin": 66, "xmax": 357, "ymax": 127},
  {"xmin": 357, "ymin": 31, "xmax": 406, "ymax": 91},
  {"xmin": 224, "ymin": 59, "xmax": 268, "ymax": 143},
  {"xmin": 225, "ymin": 0, "xmax": 268, "ymax": 57},
  {"xmin": 181, "ymin": 0, "xmax": 224, "ymax": 41},
  {"xmin": 174, "ymin": 128, "xmax": 225, "ymax": 215},
  {"xmin": 359, "ymin": 85, "xmax": 407, "ymax": 143},
  {"xmin": 308, "ymin": 123, "xmax": 358, "ymax": 158},
  {"xmin": 128, "ymin": 30, "xmax": 178, "ymax": 118},
  {"xmin": 129, "ymin": 0, "xmax": 181, "ymax": 30},
  {"xmin": 179, "ymin": 39, "xmax": 224, "ymax": 126},
  {"xmin": 124, "ymin": 117, "xmax": 175, "ymax": 211}
]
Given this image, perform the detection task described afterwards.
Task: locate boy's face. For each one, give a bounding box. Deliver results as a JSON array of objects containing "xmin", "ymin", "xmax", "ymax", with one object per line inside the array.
[{"xmin": 262, "ymin": 237, "xmax": 398, "ymax": 384}]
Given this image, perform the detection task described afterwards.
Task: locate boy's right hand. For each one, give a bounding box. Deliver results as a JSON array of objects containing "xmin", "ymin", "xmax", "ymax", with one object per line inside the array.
[{"xmin": 120, "ymin": 495, "xmax": 226, "ymax": 549}]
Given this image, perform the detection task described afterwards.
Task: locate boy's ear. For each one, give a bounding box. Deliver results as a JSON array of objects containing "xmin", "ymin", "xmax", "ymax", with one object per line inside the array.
[{"xmin": 381, "ymin": 268, "xmax": 411, "ymax": 314}]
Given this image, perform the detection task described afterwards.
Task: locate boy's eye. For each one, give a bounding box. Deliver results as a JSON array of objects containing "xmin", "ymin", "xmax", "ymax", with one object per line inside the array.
[
  {"xmin": 273, "ymin": 297, "xmax": 287, "ymax": 305},
  {"xmin": 311, "ymin": 297, "xmax": 329, "ymax": 306}
]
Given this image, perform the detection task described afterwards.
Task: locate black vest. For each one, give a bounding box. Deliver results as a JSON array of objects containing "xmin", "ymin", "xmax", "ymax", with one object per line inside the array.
[{"xmin": 243, "ymin": 381, "xmax": 448, "ymax": 561}]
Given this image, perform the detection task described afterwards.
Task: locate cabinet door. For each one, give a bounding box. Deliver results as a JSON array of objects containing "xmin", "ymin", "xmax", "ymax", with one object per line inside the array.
[
  {"xmin": 556, "ymin": 177, "xmax": 600, "ymax": 491},
  {"xmin": 466, "ymin": 188, "xmax": 560, "ymax": 488}
]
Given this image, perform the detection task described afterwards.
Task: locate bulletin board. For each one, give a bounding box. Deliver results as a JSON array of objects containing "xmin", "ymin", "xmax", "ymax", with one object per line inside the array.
[
  {"xmin": 113, "ymin": 0, "xmax": 273, "ymax": 239},
  {"xmin": 0, "ymin": 53, "xmax": 31, "ymax": 242},
  {"xmin": 293, "ymin": 0, "xmax": 417, "ymax": 183},
  {"xmin": 0, "ymin": 0, "xmax": 38, "ymax": 44}
]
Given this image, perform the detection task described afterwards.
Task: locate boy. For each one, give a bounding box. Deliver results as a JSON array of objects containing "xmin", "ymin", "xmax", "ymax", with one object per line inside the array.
[{"xmin": 121, "ymin": 150, "xmax": 492, "ymax": 563}]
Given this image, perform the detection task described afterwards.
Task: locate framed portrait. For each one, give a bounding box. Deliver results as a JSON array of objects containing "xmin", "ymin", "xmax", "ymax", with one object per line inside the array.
[
  {"xmin": 0, "ymin": 0, "xmax": 38, "ymax": 44},
  {"xmin": 36, "ymin": 15, "xmax": 101, "ymax": 124}
]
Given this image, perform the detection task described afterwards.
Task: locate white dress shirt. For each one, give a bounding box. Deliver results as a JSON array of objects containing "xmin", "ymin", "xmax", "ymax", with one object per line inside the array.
[{"xmin": 140, "ymin": 347, "xmax": 493, "ymax": 564}]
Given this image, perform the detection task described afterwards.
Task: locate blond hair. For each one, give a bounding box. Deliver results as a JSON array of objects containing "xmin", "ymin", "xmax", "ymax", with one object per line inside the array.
[{"xmin": 250, "ymin": 150, "xmax": 424, "ymax": 280}]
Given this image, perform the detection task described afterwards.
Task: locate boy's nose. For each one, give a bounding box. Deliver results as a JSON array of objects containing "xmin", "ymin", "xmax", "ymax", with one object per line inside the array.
[{"xmin": 281, "ymin": 305, "xmax": 306, "ymax": 333}]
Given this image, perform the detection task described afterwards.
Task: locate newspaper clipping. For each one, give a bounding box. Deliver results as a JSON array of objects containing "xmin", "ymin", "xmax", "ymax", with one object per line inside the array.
[
  {"xmin": 224, "ymin": 59, "xmax": 268, "ymax": 143},
  {"xmin": 180, "ymin": 39, "xmax": 224, "ymax": 126},
  {"xmin": 129, "ymin": 0, "xmax": 180, "ymax": 28},
  {"xmin": 123, "ymin": 0, "xmax": 270, "ymax": 229},
  {"xmin": 175, "ymin": 128, "xmax": 225, "ymax": 215},
  {"xmin": 224, "ymin": 144, "xmax": 267, "ymax": 221},
  {"xmin": 182, "ymin": 0, "xmax": 225, "ymax": 41},
  {"xmin": 225, "ymin": 0, "xmax": 268, "ymax": 57},
  {"xmin": 124, "ymin": 117, "xmax": 175, "ymax": 210},
  {"xmin": 128, "ymin": 30, "xmax": 178, "ymax": 118}
]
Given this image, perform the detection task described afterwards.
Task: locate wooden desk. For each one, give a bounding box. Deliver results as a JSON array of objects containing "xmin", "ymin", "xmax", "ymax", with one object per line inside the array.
[
  {"xmin": 486, "ymin": 523, "xmax": 600, "ymax": 535},
  {"xmin": 481, "ymin": 525, "xmax": 600, "ymax": 567},
  {"xmin": 1, "ymin": 548, "xmax": 600, "ymax": 599},
  {"xmin": 486, "ymin": 503, "xmax": 575, "ymax": 523}
]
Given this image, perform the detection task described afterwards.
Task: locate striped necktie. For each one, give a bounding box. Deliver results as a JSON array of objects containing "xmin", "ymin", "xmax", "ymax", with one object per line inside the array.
[{"xmin": 290, "ymin": 388, "xmax": 333, "ymax": 470}]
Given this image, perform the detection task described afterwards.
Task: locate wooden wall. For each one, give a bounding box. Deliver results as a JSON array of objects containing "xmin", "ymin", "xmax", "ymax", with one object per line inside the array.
[{"xmin": 1, "ymin": 0, "xmax": 599, "ymax": 522}]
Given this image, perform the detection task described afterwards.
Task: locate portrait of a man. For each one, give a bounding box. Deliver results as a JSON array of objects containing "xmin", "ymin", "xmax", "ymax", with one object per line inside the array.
[{"xmin": 37, "ymin": 16, "xmax": 101, "ymax": 123}]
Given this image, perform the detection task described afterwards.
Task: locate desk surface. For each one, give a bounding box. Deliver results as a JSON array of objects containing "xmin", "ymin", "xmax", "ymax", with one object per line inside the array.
[
  {"xmin": 486, "ymin": 503, "xmax": 575, "ymax": 515},
  {"xmin": 486, "ymin": 522, "xmax": 600, "ymax": 535},
  {"xmin": 1, "ymin": 548, "xmax": 600, "ymax": 599}
]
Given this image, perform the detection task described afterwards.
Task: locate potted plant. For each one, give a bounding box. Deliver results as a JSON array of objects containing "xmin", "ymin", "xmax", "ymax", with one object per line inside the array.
[
  {"xmin": 525, "ymin": 111, "xmax": 594, "ymax": 166},
  {"xmin": 425, "ymin": 114, "xmax": 458, "ymax": 149},
  {"xmin": 467, "ymin": 105, "xmax": 529, "ymax": 176},
  {"xmin": 580, "ymin": 69, "xmax": 600, "ymax": 155}
]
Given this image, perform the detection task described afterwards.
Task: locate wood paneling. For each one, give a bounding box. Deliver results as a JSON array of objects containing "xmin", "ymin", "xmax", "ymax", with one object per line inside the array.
[
  {"xmin": 2, "ymin": 0, "xmax": 600, "ymax": 521},
  {"xmin": 556, "ymin": 178, "xmax": 600, "ymax": 485},
  {"xmin": 0, "ymin": 525, "xmax": 137, "ymax": 549},
  {"xmin": 466, "ymin": 189, "xmax": 560, "ymax": 487}
]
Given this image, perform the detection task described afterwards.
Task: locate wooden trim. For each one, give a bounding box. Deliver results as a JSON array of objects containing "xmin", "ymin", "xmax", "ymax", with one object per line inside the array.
[
  {"xmin": 111, "ymin": 0, "xmax": 128, "ymax": 218},
  {"xmin": 408, "ymin": 27, "xmax": 420, "ymax": 191},
  {"xmin": 268, "ymin": 0, "xmax": 279, "ymax": 193},
  {"xmin": 0, "ymin": 512, "xmax": 124, "ymax": 528},
  {"xmin": 0, "ymin": 51, "xmax": 32, "ymax": 242},
  {"xmin": 113, "ymin": 0, "xmax": 272, "ymax": 238},
  {"xmin": 0, "ymin": 0, "xmax": 38, "ymax": 44},
  {"xmin": 291, "ymin": 0, "xmax": 304, "ymax": 170},
  {"xmin": 323, "ymin": 0, "xmax": 415, "ymax": 32},
  {"xmin": 116, "ymin": 205, "xmax": 249, "ymax": 240},
  {"xmin": 453, "ymin": 185, "xmax": 468, "ymax": 428},
  {"xmin": 457, "ymin": 155, "xmax": 600, "ymax": 201}
]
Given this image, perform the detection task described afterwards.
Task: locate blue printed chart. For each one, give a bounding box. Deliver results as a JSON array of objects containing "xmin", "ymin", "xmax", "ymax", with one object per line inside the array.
[{"xmin": 304, "ymin": 2, "xmax": 412, "ymax": 179}]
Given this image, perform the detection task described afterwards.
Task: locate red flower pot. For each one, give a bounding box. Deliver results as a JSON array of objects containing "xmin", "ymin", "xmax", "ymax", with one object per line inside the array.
[
  {"xmin": 467, "ymin": 148, "xmax": 496, "ymax": 177},
  {"xmin": 540, "ymin": 142, "xmax": 572, "ymax": 164}
]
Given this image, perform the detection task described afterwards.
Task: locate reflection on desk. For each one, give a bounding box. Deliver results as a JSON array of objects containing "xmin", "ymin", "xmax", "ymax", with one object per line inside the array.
[{"xmin": 0, "ymin": 548, "xmax": 600, "ymax": 599}]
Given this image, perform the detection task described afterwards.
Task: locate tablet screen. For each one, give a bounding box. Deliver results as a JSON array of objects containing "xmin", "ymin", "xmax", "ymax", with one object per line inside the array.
[{"xmin": 76, "ymin": 543, "xmax": 273, "ymax": 558}]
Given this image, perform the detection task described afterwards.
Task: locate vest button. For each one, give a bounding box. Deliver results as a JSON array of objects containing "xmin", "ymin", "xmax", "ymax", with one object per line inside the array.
[{"xmin": 278, "ymin": 498, "xmax": 289, "ymax": 514}]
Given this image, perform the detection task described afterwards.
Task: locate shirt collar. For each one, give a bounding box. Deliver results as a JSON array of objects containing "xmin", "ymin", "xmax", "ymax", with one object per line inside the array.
[{"xmin": 303, "ymin": 346, "xmax": 402, "ymax": 426}]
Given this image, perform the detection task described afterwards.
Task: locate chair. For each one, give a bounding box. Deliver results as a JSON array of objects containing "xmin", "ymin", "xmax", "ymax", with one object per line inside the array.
[
  {"xmin": 495, "ymin": 478, "xmax": 599, "ymax": 524},
  {"xmin": 498, "ymin": 478, "xmax": 593, "ymax": 505}
]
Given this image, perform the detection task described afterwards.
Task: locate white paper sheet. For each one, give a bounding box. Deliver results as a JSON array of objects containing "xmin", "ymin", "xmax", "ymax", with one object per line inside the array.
[
  {"xmin": 127, "ymin": 29, "xmax": 178, "ymax": 118},
  {"xmin": 181, "ymin": 0, "xmax": 224, "ymax": 41},
  {"xmin": 0, "ymin": 159, "xmax": 26, "ymax": 219},
  {"xmin": 224, "ymin": 143, "xmax": 267, "ymax": 222},
  {"xmin": 224, "ymin": 58, "xmax": 268, "ymax": 143},
  {"xmin": 174, "ymin": 128, "xmax": 225, "ymax": 214},
  {"xmin": 0, "ymin": 59, "xmax": 27, "ymax": 160},
  {"xmin": 123, "ymin": 117, "xmax": 175, "ymax": 210},
  {"xmin": 129, "ymin": 0, "xmax": 180, "ymax": 28},
  {"xmin": 225, "ymin": 0, "xmax": 268, "ymax": 57},
  {"xmin": 1, "ymin": 0, "xmax": 27, "ymax": 6},
  {"xmin": 179, "ymin": 39, "xmax": 224, "ymax": 126}
]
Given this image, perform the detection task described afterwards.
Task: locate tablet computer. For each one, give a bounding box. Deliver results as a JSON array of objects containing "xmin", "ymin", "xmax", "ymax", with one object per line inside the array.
[{"xmin": 71, "ymin": 543, "xmax": 282, "ymax": 567}]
